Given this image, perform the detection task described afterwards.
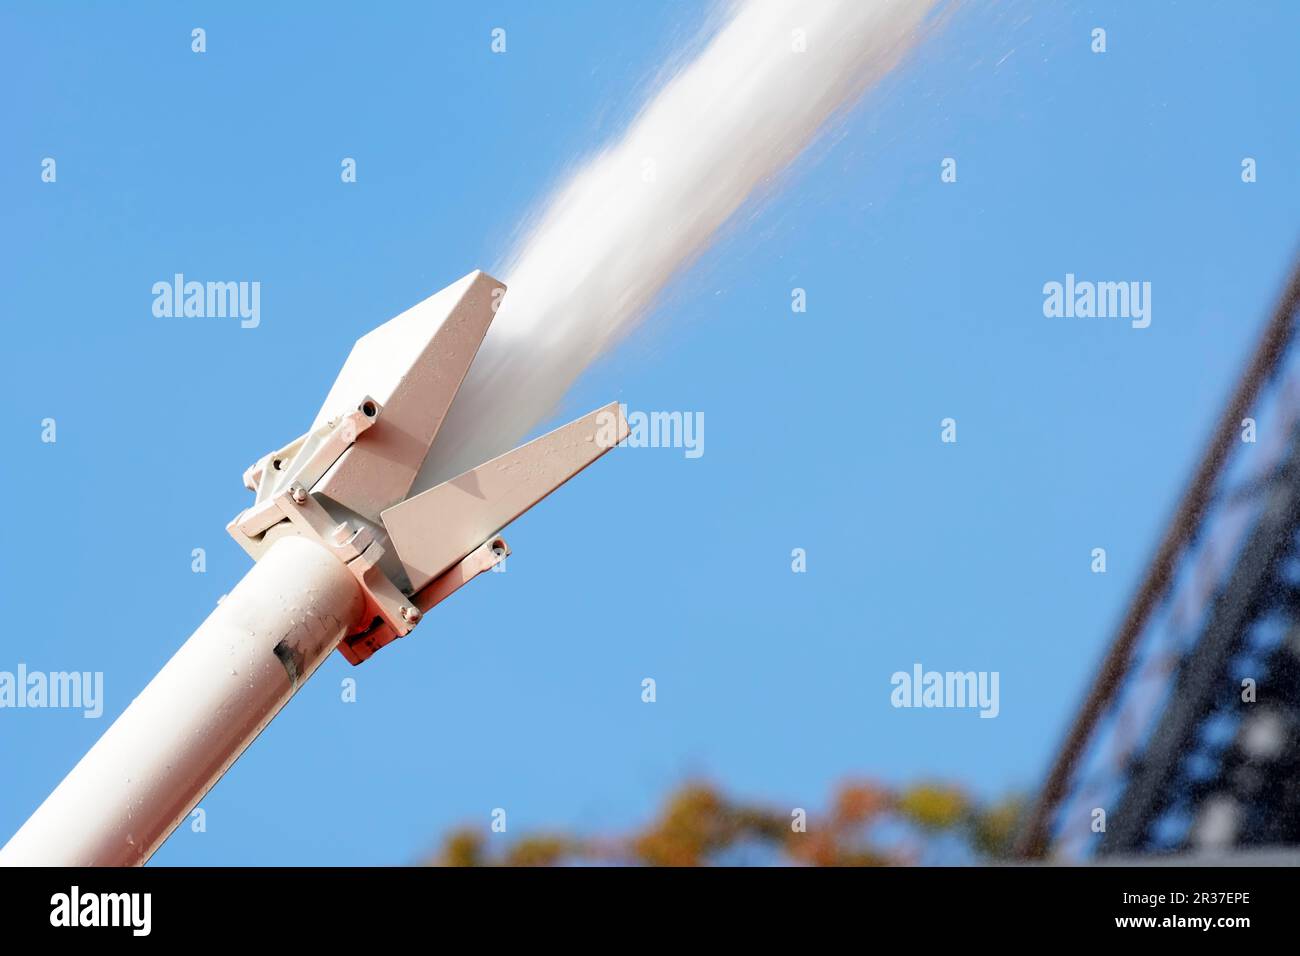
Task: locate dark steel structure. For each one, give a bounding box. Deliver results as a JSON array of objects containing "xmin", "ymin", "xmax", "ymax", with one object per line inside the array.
[{"xmin": 1019, "ymin": 253, "xmax": 1300, "ymax": 860}]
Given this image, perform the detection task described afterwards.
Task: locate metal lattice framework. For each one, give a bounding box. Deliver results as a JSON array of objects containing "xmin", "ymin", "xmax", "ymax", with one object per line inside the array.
[{"xmin": 1019, "ymin": 253, "xmax": 1300, "ymax": 860}]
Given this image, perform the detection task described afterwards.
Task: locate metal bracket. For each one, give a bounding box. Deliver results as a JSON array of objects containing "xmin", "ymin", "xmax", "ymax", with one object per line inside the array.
[
  {"xmin": 227, "ymin": 395, "xmax": 417, "ymax": 648},
  {"xmin": 336, "ymin": 535, "xmax": 510, "ymax": 665},
  {"xmin": 228, "ymin": 392, "xmax": 515, "ymax": 666},
  {"xmin": 271, "ymin": 482, "xmax": 416, "ymax": 642},
  {"xmin": 243, "ymin": 396, "xmax": 383, "ymax": 504},
  {"xmin": 229, "ymin": 396, "xmax": 382, "ymax": 552}
]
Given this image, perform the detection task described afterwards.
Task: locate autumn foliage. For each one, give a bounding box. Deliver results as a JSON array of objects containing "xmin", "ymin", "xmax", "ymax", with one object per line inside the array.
[{"xmin": 430, "ymin": 779, "xmax": 1023, "ymax": 866}]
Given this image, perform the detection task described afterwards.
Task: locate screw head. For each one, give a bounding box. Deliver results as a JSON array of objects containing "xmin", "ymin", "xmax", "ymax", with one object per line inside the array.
[
  {"xmin": 290, "ymin": 484, "xmax": 308, "ymax": 504},
  {"xmin": 400, "ymin": 606, "xmax": 421, "ymax": 625}
]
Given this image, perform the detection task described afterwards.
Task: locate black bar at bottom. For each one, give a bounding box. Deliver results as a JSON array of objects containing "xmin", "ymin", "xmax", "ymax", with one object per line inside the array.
[{"xmin": 0, "ymin": 864, "xmax": 1286, "ymax": 941}]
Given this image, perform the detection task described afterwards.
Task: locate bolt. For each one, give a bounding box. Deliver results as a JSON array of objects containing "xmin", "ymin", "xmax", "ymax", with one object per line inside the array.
[
  {"xmin": 290, "ymin": 484, "xmax": 308, "ymax": 504},
  {"xmin": 400, "ymin": 606, "xmax": 421, "ymax": 625}
]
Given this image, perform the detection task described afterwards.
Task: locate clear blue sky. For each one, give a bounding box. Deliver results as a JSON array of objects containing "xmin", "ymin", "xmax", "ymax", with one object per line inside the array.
[{"xmin": 2, "ymin": 1, "xmax": 1298, "ymax": 864}]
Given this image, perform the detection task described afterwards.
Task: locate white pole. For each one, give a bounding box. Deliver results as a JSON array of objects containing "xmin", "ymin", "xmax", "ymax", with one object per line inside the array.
[{"xmin": 0, "ymin": 535, "xmax": 365, "ymax": 866}]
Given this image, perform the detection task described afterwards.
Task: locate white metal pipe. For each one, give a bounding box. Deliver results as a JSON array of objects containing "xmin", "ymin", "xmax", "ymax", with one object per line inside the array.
[{"xmin": 0, "ymin": 535, "xmax": 365, "ymax": 866}]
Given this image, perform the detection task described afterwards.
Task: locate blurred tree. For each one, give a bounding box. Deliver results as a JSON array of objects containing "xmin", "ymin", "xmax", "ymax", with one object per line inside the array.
[{"xmin": 429, "ymin": 779, "xmax": 1024, "ymax": 866}]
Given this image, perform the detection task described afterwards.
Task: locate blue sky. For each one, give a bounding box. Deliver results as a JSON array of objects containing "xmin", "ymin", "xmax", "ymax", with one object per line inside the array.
[{"xmin": 2, "ymin": 1, "xmax": 1299, "ymax": 865}]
